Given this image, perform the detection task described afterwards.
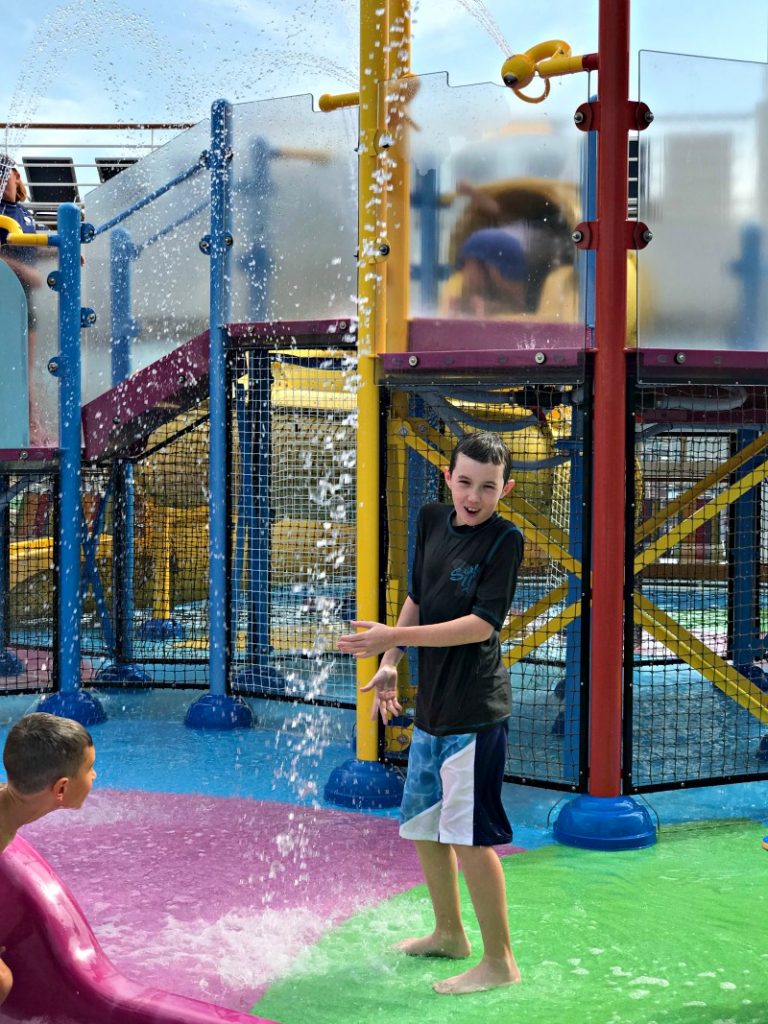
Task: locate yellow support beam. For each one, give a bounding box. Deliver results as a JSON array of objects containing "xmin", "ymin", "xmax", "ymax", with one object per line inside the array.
[
  {"xmin": 635, "ymin": 459, "xmax": 768, "ymax": 573},
  {"xmin": 636, "ymin": 430, "xmax": 768, "ymax": 544},
  {"xmin": 635, "ymin": 594, "xmax": 768, "ymax": 725},
  {"xmin": 394, "ymin": 418, "xmax": 583, "ymax": 577},
  {"xmin": 504, "ymin": 599, "xmax": 582, "ymax": 669},
  {"xmin": 501, "ymin": 581, "xmax": 570, "ymax": 649}
]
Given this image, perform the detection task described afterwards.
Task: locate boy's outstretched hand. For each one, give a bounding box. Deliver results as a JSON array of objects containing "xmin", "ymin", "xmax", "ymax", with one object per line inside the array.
[
  {"xmin": 359, "ymin": 664, "xmax": 402, "ymax": 724},
  {"xmin": 337, "ymin": 620, "xmax": 396, "ymax": 658}
]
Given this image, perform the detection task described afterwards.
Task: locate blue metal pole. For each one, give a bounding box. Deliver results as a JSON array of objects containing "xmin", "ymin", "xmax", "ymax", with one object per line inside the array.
[
  {"xmin": 414, "ymin": 169, "xmax": 441, "ymax": 309},
  {"xmin": 731, "ymin": 429, "xmax": 765, "ymax": 677},
  {"xmin": 551, "ymin": 108, "xmax": 596, "ymax": 772},
  {"xmin": 250, "ymin": 349, "xmax": 271, "ymax": 662},
  {"xmin": 244, "ymin": 144, "xmax": 269, "ymax": 675},
  {"xmin": 96, "ymin": 228, "xmax": 151, "ymax": 683},
  {"xmin": 92, "ymin": 162, "xmax": 206, "ymax": 238},
  {"xmin": 559, "ymin": 427, "xmax": 585, "ymax": 784},
  {"xmin": 231, "ymin": 138, "xmax": 286, "ymax": 695},
  {"xmin": 208, "ymin": 100, "xmax": 233, "ymax": 700},
  {"xmin": 111, "ymin": 245, "xmax": 137, "ymax": 664},
  {"xmin": 231, "ymin": 370, "xmax": 249, "ymax": 652},
  {"xmin": 110, "ymin": 228, "xmax": 137, "ymax": 384},
  {"xmin": 38, "ymin": 203, "xmax": 105, "ymax": 723},
  {"xmin": 581, "ymin": 103, "xmax": 598, "ymax": 332},
  {"xmin": 185, "ymin": 99, "xmax": 252, "ymax": 729},
  {"xmin": 731, "ymin": 225, "xmax": 761, "ymax": 348},
  {"xmin": 58, "ymin": 203, "xmax": 82, "ymax": 695},
  {"xmin": 232, "ymin": 139, "xmax": 270, "ymax": 682}
]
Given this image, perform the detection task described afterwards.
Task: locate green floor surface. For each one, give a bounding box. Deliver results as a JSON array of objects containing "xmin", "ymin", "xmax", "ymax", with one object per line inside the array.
[{"xmin": 253, "ymin": 821, "xmax": 768, "ymax": 1024}]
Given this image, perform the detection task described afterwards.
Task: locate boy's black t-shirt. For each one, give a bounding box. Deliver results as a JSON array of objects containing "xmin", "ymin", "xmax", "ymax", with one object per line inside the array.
[{"xmin": 409, "ymin": 502, "xmax": 524, "ymax": 736}]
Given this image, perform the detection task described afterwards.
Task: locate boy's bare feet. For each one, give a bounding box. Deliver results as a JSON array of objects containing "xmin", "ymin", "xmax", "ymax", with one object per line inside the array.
[
  {"xmin": 394, "ymin": 931, "xmax": 471, "ymax": 959},
  {"xmin": 433, "ymin": 956, "xmax": 521, "ymax": 994}
]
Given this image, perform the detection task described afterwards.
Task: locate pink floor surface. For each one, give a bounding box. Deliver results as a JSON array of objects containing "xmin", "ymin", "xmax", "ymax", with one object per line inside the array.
[
  {"xmin": 22, "ymin": 789, "xmax": 522, "ymax": 1012},
  {"xmin": 2, "ymin": 646, "xmax": 97, "ymax": 692},
  {"xmin": 19, "ymin": 790, "xmax": 464, "ymax": 1010}
]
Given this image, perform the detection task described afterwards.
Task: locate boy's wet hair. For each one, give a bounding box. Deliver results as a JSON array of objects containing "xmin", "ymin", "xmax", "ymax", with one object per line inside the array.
[
  {"xmin": 3, "ymin": 713, "xmax": 93, "ymax": 795},
  {"xmin": 450, "ymin": 431, "xmax": 513, "ymax": 483}
]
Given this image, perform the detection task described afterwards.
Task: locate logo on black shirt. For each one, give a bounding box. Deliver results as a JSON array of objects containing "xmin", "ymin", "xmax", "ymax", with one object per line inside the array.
[{"xmin": 449, "ymin": 562, "xmax": 480, "ymax": 594}]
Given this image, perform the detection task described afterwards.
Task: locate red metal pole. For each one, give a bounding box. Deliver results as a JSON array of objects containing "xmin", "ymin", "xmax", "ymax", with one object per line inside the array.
[{"xmin": 589, "ymin": 0, "xmax": 630, "ymax": 796}]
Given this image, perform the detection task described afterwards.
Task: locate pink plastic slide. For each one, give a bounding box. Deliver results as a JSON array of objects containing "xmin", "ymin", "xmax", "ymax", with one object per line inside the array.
[{"xmin": 0, "ymin": 834, "xmax": 277, "ymax": 1023}]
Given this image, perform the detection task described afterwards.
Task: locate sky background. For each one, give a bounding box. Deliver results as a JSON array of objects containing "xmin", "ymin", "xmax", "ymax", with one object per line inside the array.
[{"xmin": 1, "ymin": 0, "xmax": 767, "ymax": 128}]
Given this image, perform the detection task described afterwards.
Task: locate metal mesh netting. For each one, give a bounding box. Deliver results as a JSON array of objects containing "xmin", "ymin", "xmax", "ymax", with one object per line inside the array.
[
  {"xmin": 1, "ymin": 469, "xmax": 57, "ymax": 695},
  {"xmin": 75, "ymin": 408, "xmax": 212, "ymax": 688},
  {"xmin": 229, "ymin": 347, "xmax": 358, "ymax": 703},
  {"xmin": 628, "ymin": 384, "xmax": 768, "ymax": 789},
  {"xmin": 384, "ymin": 383, "xmax": 588, "ymax": 789},
  {"xmin": 129, "ymin": 411, "xmax": 211, "ymax": 682}
]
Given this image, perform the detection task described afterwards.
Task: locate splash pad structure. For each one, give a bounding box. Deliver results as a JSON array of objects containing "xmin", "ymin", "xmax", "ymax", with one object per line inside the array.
[{"xmin": 2, "ymin": 0, "xmax": 768, "ymax": 1019}]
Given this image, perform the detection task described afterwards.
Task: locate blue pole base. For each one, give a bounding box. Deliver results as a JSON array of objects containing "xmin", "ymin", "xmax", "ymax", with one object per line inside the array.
[
  {"xmin": 231, "ymin": 663, "xmax": 288, "ymax": 695},
  {"xmin": 94, "ymin": 662, "xmax": 152, "ymax": 686},
  {"xmin": 324, "ymin": 757, "xmax": 404, "ymax": 810},
  {"xmin": 137, "ymin": 618, "xmax": 184, "ymax": 641},
  {"xmin": 553, "ymin": 795, "xmax": 656, "ymax": 851},
  {"xmin": 37, "ymin": 690, "xmax": 108, "ymax": 726},
  {"xmin": 184, "ymin": 693, "xmax": 254, "ymax": 730},
  {"xmin": 0, "ymin": 649, "xmax": 24, "ymax": 677}
]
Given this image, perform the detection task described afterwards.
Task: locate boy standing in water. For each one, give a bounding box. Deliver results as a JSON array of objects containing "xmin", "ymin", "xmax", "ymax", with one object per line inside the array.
[
  {"xmin": 0, "ymin": 713, "xmax": 97, "ymax": 1005},
  {"xmin": 338, "ymin": 431, "xmax": 523, "ymax": 995}
]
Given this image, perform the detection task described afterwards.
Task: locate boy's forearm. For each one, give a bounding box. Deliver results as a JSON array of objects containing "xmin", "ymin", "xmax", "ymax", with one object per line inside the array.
[
  {"xmin": 393, "ymin": 613, "xmax": 493, "ymax": 649},
  {"xmin": 379, "ymin": 597, "xmax": 420, "ymax": 667},
  {"xmin": 339, "ymin": 601, "xmax": 493, "ymax": 660}
]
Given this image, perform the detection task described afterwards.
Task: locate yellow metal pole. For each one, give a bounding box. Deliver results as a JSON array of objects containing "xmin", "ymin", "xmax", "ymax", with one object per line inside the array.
[
  {"xmin": 150, "ymin": 505, "xmax": 173, "ymax": 621},
  {"xmin": 381, "ymin": 0, "xmax": 414, "ymax": 726},
  {"xmin": 355, "ymin": 0, "xmax": 390, "ymax": 762},
  {"xmin": 384, "ymin": 0, "xmax": 411, "ymax": 354},
  {"xmin": 635, "ymin": 595, "xmax": 768, "ymax": 725}
]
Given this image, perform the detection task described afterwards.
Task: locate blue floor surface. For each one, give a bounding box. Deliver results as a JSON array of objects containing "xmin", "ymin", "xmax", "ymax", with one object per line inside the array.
[{"xmin": 2, "ymin": 688, "xmax": 767, "ymax": 851}]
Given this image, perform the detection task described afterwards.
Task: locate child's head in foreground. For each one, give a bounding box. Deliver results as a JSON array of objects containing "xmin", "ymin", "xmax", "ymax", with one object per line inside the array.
[
  {"xmin": 449, "ymin": 431, "xmax": 514, "ymax": 483},
  {"xmin": 3, "ymin": 713, "xmax": 95, "ymax": 808}
]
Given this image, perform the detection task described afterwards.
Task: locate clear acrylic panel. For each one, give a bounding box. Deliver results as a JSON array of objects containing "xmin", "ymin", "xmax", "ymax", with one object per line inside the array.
[
  {"xmin": 637, "ymin": 51, "xmax": 768, "ymax": 352},
  {"xmin": 29, "ymin": 248, "xmax": 59, "ymax": 445},
  {"xmin": 383, "ymin": 72, "xmax": 589, "ymax": 333},
  {"xmin": 83, "ymin": 119, "xmax": 212, "ymax": 403},
  {"xmin": 230, "ymin": 95, "xmax": 358, "ymax": 324},
  {"xmin": 83, "ymin": 97, "xmax": 357, "ymax": 404}
]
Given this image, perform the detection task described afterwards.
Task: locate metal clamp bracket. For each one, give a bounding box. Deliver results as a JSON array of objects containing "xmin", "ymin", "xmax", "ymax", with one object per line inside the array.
[
  {"xmin": 573, "ymin": 100, "xmax": 654, "ymax": 132},
  {"xmin": 572, "ymin": 220, "xmax": 653, "ymax": 250}
]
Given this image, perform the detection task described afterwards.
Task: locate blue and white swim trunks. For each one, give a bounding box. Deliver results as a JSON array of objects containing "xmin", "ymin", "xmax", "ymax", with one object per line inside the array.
[{"xmin": 399, "ymin": 723, "xmax": 512, "ymax": 846}]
